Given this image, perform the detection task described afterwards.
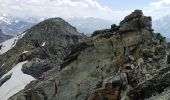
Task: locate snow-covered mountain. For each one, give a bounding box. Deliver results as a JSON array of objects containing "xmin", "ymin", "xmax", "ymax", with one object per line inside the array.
[
  {"xmin": 0, "ymin": 14, "xmax": 37, "ymax": 36},
  {"xmin": 153, "ymin": 15, "xmax": 170, "ymax": 38}
]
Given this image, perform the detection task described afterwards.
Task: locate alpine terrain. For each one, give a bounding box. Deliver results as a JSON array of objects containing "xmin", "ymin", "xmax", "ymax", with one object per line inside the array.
[
  {"xmin": 0, "ymin": 29, "xmax": 12, "ymax": 43},
  {"xmin": 0, "ymin": 14, "xmax": 36, "ymax": 36},
  {"xmin": 0, "ymin": 10, "xmax": 170, "ymax": 100},
  {"xmin": 153, "ymin": 15, "xmax": 170, "ymax": 38}
]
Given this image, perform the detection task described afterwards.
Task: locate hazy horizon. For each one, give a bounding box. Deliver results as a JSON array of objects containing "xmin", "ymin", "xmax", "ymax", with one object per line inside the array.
[{"xmin": 0, "ymin": 0, "xmax": 170, "ymax": 37}]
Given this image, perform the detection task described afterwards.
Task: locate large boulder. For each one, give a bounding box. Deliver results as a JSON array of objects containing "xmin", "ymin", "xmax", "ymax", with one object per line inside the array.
[{"xmin": 119, "ymin": 10, "xmax": 152, "ymax": 32}]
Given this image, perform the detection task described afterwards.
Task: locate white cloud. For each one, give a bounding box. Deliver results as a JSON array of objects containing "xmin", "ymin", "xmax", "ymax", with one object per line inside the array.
[
  {"xmin": 0, "ymin": 0, "xmax": 129, "ymax": 22},
  {"xmin": 143, "ymin": 0, "xmax": 170, "ymax": 20},
  {"xmin": 1, "ymin": 0, "xmax": 170, "ymax": 23}
]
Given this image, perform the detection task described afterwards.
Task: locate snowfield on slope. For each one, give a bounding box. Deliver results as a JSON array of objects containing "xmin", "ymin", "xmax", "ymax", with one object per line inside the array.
[
  {"xmin": 41, "ymin": 41, "xmax": 46, "ymax": 47},
  {"xmin": 0, "ymin": 32, "xmax": 26, "ymax": 55},
  {"xmin": 0, "ymin": 61, "xmax": 35, "ymax": 100}
]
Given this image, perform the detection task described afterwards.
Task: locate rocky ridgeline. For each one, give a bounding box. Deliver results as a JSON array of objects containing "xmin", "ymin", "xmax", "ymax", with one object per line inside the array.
[
  {"xmin": 0, "ymin": 17, "xmax": 86, "ymax": 81},
  {"xmin": 0, "ymin": 10, "xmax": 170, "ymax": 100}
]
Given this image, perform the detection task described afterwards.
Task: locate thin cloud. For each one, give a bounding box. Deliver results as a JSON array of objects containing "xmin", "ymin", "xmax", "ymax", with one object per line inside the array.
[
  {"xmin": 0, "ymin": 0, "xmax": 129, "ymax": 22},
  {"xmin": 143, "ymin": 0, "xmax": 170, "ymax": 20},
  {"xmin": 0, "ymin": 0, "xmax": 170, "ymax": 23}
]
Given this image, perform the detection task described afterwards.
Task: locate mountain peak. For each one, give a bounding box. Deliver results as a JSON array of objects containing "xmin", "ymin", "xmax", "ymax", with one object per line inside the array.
[
  {"xmin": 16, "ymin": 17, "xmax": 86, "ymax": 49},
  {"xmin": 0, "ymin": 10, "xmax": 170, "ymax": 100},
  {"xmin": 27, "ymin": 17, "xmax": 82, "ymax": 36},
  {"xmin": 119, "ymin": 9, "xmax": 152, "ymax": 32}
]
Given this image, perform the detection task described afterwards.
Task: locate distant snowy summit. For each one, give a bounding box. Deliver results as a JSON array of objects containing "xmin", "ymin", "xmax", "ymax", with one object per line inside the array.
[
  {"xmin": 153, "ymin": 15, "xmax": 170, "ymax": 38},
  {"xmin": 0, "ymin": 14, "xmax": 39, "ymax": 36}
]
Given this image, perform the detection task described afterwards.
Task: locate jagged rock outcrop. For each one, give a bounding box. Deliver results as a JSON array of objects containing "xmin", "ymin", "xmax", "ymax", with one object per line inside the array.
[
  {"xmin": 119, "ymin": 10, "xmax": 152, "ymax": 32},
  {"xmin": 0, "ymin": 29, "xmax": 12, "ymax": 43},
  {"xmin": 1, "ymin": 10, "xmax": 170, "ymax": 100}
]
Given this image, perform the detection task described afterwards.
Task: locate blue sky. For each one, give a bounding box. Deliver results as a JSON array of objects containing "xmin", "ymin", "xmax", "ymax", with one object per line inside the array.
[{"xmin": 98, "ymin": 0, "xmax": 154, "ymax": 10}]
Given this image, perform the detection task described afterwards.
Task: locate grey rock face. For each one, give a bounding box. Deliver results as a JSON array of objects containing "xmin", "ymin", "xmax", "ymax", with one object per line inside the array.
[
  {"xmin": 4, "ymin": 10, "xmax": 170, "ymax": 100},
  {"xmin": 0, "ymin": 74, "xmax": 12, "ymax": 87},
  {"xmin": 15, "ymin": 18, "xmax": 85, "ymax": 49},
  {"xmin": 128, "ymin": 66, "xmax": 170, "ymax": 99},
  {"xmin": 22, "ymin": 62, "xmax": 55, "ymax": 79},
  {"xmin": 119, "ymin": 10, "xmax": 152, "ymax": 32}
]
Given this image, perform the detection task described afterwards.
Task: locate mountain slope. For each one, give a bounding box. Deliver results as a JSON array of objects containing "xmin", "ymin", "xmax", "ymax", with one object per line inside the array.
[
  {"xmin": 0, "ymin": 61, "xmax": 35, "ymax": 100},
  {"xmin": 0, "ymin": 17, "xmax": 86, "ymax": 100},
  {"xmin": 0, "ymin": 10, "xmax": 167, "ymax": 100},
  {"xmin": 0, "ymin": 29, "xmax": 12, "ymax": 43}
]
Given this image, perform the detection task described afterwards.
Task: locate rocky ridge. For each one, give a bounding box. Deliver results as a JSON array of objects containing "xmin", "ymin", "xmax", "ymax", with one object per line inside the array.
[
  {"xmin": 0, "ymin": 10, "xmax": 170, "ymax": 100},
  {"xmin": 0, "ymin": 17, "xmax": 86, "ymax": 82}
]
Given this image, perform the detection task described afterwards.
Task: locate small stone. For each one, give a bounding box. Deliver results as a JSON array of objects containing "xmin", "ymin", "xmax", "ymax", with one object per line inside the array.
[
  {"xmin": 148, "ymin": 58, "xmax": 153, "ymax": 62},
  {"xmin": 128, "ymin": 55, "xmax": 135, "ymax": 61}
]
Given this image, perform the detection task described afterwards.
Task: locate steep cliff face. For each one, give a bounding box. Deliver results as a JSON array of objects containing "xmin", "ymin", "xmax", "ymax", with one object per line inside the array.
[{"xmin": 2, "ymin": 10, "xmax": 170, "ymax": 100}]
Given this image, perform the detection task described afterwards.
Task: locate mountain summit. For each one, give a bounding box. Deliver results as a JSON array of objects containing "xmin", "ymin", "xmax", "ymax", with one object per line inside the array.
[
  {"xmin": 0, "ymin": 10, "xmax": 170, "ymax": 100},
  {"xmin": 21, "ymin": 17, "xmax": 85, "ymax": 47}
]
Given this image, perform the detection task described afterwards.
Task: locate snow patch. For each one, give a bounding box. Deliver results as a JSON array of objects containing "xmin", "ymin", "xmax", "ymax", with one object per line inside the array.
[
  {"xmin": 0, "ymin": 63, "xmax": 5, "ymax": 68},
  {"xmin": 0, "ymin": 32, "xmax": 26, "ymax": 55},
  {"xmin": 15, "ymin": 20, "xmax": 19, "ymax": 23},
  {"xmin": 41, "ymin": 42, "xmax": 46, "ymax": 47},
  {"xmin": 0, "ymin": 16, "xmax": 12, "ymax": 25},
  {"xmin": 23, "ymin": 51, "xmax": 29, "ymax": 54},
  {"xmin": 0, "ymin": 61, "xmax": 35, "ymax": 100}
]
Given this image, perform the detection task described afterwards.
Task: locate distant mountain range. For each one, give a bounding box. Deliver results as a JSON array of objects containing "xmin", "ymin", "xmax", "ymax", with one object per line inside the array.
[
  {"xmin": 0, "ymin": 14, "xmax": 170, "ymax": 39},
  {"xmin": 167, "ymin": 38, "xmax": 170, "ymax": 42},
  {"xmin": 0, "ymin": 15, "xmax": 41, "ymax": 36},
  {"xmin": 153, "ymin": 15, "xmax": 170, "ymax": 38},
  {"xmin": 0, "ymin": 15, "xmax": 113, "ymax": 37},
  {"xmin": 68, "ymin": 16, "xmax": 170, "ymax": 38},
  {"xmin": 67, "ymin": 17, "xmax": 113, "ymax": 36}
]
